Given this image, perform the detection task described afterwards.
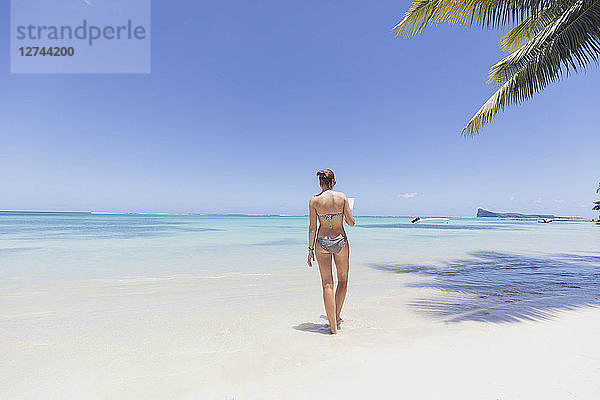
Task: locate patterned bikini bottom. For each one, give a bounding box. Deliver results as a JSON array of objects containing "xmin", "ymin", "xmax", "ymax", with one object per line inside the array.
[{"xmin": 316, "ymin": 235, "xmax": 348, "ymax": 254}]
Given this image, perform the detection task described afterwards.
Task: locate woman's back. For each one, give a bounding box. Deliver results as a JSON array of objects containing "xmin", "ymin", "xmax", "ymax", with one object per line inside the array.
[{"xmin": 312, "ymin": 190, "xmax": 347, "ymax": 236}]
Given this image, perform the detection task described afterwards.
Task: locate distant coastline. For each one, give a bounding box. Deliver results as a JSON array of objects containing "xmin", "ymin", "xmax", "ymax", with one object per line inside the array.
[{"xmin": 476, "ymin": 208, "xmax": 584, "ymax": 220}]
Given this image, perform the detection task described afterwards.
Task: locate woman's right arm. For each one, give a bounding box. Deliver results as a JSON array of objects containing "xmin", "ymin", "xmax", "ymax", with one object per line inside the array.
[{"xmin": 307, "ymin": 198, "xmax": 318, "ymax": 267}]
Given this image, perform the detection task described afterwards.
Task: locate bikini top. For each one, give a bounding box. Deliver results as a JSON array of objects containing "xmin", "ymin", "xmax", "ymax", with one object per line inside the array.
[{"xmin": 316, "ymin": 210, "xmax": 344, "ymax": 229}]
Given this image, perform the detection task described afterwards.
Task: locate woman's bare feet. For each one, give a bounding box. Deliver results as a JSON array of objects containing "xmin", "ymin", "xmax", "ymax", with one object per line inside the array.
[{"xmin": 336, "ymin": 317, "xmax": 343, "ymax": 330}]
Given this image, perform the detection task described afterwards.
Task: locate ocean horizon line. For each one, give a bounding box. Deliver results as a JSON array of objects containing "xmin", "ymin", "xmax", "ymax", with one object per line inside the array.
[
  {"xmin": 0, "ymin": 210, "xmax": 480, "ymax": 219},
  {"xmin": 1, "ymin": 210, "xmax": 590, "ymax": 220}
]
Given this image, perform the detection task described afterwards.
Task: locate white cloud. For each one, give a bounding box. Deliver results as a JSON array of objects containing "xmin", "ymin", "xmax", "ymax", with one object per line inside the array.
[
  {"xmin": 535, "ymin": 197, "xmax": 543, "ymax": 204},
  {"xmin": 509, "ymin": 196, "xmax": 515, "ymax": 201},
  {"xmin": 554, "ymin": 199, "xmax": 565, "ymax": 204},
  {"xmin": 397, "ymin": 192, "xmax": 418, "ymax": 199}
]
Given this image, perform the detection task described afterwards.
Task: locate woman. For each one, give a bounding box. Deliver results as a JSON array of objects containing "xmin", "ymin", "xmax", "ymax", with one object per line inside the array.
[{"xmin": 307, "ymin": 169, "xmax": 355, "ymax": 334}]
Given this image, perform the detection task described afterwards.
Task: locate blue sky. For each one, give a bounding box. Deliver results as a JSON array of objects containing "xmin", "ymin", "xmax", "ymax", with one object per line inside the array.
[{"xmin": 1, "ymin": 0, "xmax": 599, "ymax": 217}]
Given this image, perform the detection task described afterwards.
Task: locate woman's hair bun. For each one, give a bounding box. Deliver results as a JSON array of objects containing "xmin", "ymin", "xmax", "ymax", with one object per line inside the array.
[{"xmin": 316, "ymin": 169, "xmax": 335, "ymax": 187}]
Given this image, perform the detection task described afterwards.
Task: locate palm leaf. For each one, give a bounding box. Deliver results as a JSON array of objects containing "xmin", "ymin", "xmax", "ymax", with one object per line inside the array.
[
  {"xmin": 593, "ymin": 200, "xmax": 600, "ymax": 210},
  {"xmin": 394, "ymin": 0, "xmax": 554, "ymax": 37},
  {"xmin": 500, "ymin": 5, "xmax": 564, "ymax": 52},
  {"xmin": 464, "ymin": 0, "xmax": 600, "ymax": 134},
  {"xmin": 489, "ymin": 0, "xmax": 600, "ymax": 85}
]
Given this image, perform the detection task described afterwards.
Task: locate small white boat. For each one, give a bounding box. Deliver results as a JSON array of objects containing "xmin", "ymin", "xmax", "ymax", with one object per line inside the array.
[{"xmin": 412, "ymin": 217, "xmax": 449, "ymax": 224}]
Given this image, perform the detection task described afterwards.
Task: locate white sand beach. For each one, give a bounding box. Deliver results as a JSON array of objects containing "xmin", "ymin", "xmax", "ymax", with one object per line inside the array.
[{"xmin": 2, "ymin": 267, "xmax": 599, "ymax": 399}]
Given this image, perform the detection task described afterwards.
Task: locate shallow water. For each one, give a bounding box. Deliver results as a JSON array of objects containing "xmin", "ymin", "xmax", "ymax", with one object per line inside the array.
[{"xmin": 1, "ymin": 212, "xmax": 599, "ymax": 327}]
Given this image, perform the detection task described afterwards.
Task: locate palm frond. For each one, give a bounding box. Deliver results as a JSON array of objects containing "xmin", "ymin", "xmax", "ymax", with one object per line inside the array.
[
  {"xmin": 593, "ymin": 200, "xmax": 600, "ymax": 210},
  {"xmin": 489, "ymin": 0, "xmax": 600, "ymax": 85},
  {"xmin": 500, "ymin": 5, "xmax": 563, "ymax": 52},
  {"xmin": 394, "ymin": 0, "xmax": 554, "ymax": 37},
  {"xmin": 464, "ymin": 0, "xmax": 600, "ymax": 134}
]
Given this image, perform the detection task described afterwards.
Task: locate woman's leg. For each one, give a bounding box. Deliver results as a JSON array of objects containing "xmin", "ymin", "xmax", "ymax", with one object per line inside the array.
[
  {"xmin": 316, "ymin": 249, "xmax": 337, "ymax": 334},
  {"xmin": 332, "ymin": 242, "xmax": 350, "ymax": 327}
]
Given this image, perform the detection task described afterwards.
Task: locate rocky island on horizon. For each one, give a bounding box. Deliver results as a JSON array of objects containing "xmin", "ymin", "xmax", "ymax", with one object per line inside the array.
[{"xmin": 476, "ymin": 208, "xmax": 583, "ymax": 220}]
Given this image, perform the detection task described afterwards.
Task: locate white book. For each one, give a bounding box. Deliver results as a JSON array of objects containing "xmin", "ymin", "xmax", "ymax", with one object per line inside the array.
[{"xmin": 348, "ymin": 197, "xmax": 355, "ymax": 211}]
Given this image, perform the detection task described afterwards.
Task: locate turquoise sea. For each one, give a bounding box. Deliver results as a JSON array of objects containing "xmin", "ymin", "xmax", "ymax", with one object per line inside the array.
[{"xmin": 1, "ymin": 212, "xmax": 599, "ymax": 325}]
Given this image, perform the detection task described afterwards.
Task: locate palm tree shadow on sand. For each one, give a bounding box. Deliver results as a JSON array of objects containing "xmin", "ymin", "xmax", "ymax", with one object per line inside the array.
[{"xmin": 370, "ymin": 251, "xmax": 600, "ymax": 323}]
